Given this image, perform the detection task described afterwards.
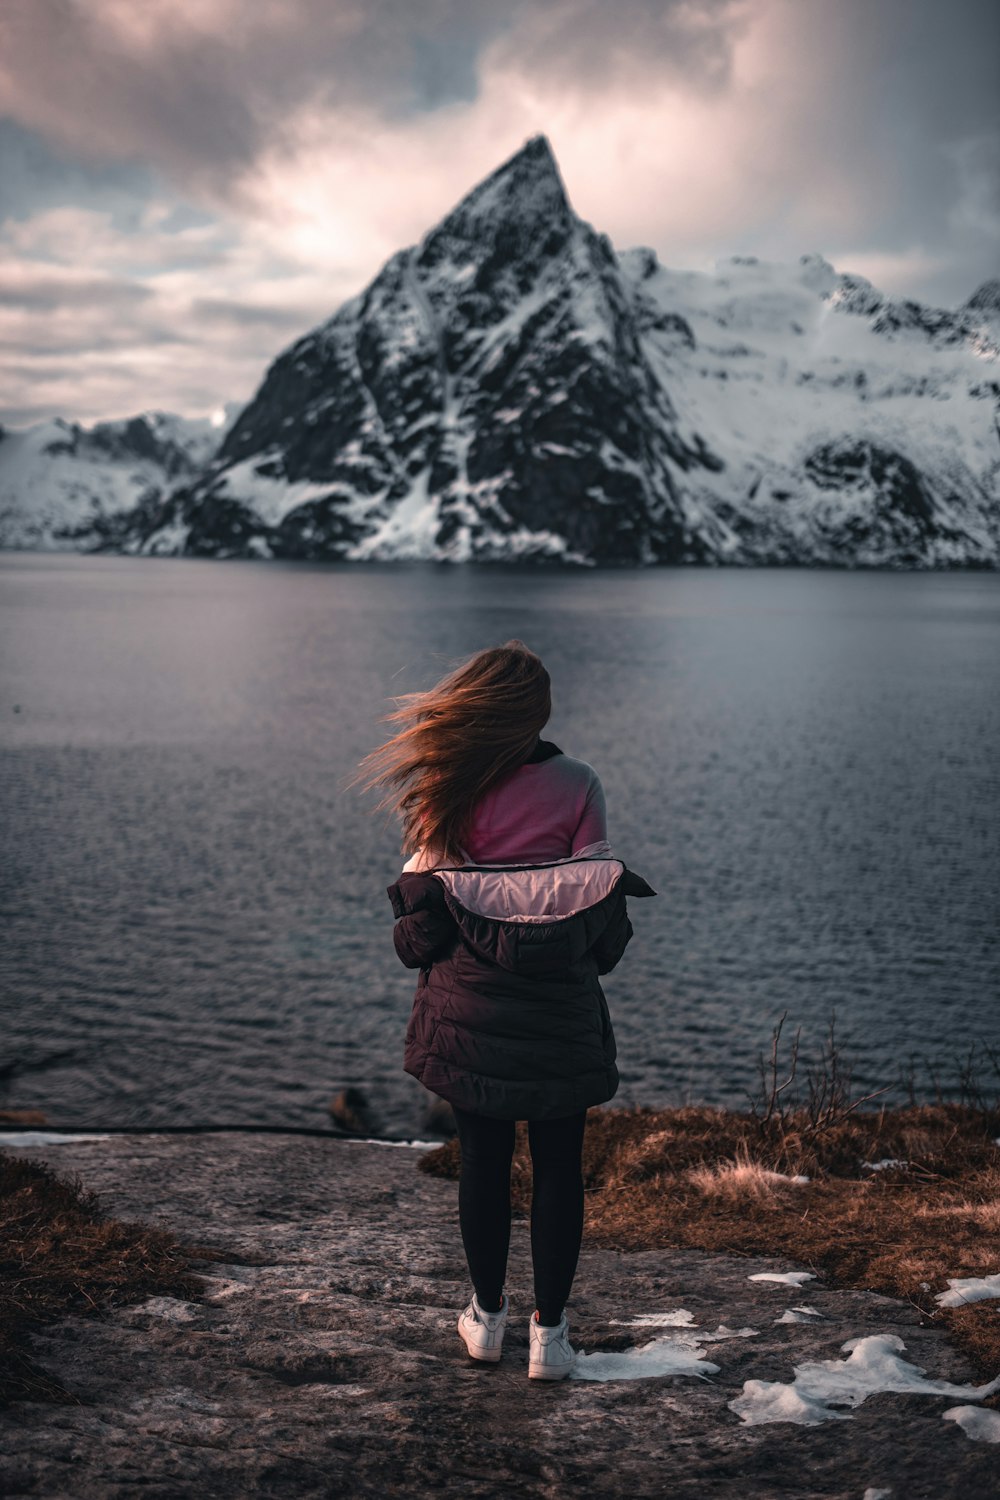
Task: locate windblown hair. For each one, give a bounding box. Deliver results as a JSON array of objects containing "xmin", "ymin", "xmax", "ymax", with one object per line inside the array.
[{"xmin": 352, "ymin": 640, "xmax": 551, "ymax": 866}]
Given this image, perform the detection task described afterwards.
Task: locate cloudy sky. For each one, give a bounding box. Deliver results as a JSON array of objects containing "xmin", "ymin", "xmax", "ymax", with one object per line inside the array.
[{"xmin": 1, "ymin": 0, "xmax": 997, "ymax": 429}]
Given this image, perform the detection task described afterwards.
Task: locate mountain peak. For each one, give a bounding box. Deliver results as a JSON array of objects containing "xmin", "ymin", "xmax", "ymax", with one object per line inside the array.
[
  {"xmin": 457, "ymin": 134, "xmax": 569, "ymax": 219},
  {"xmin": 964, "ymin": 278, "xmax": 1000, "ymax": 319},
  {"xmin": 416, "ymin": 134, "xmax": 575, "ymax": 270}
]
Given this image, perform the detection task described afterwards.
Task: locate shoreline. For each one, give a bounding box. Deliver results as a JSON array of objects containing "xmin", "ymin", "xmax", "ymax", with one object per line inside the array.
[{"xmin": 0, "ymin": 1125, "xmax": 442, "ymax": 1146}]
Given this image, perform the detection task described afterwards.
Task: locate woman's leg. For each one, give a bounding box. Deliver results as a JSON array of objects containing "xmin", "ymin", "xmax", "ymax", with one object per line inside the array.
[
  {"xmin": 526, "ymin": 1110, "xmax": 588, "ymax": 1326},
  {"xmin": 451, "ymin": 1105, "xmax": 516, "ymax": 1313}
]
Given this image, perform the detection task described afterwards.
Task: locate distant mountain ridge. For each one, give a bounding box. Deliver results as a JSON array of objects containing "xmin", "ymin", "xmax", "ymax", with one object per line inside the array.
[
  {"xmin": 0, "ymin": 408, "xmax": 240, "ymax": 554},
  {"xmin": 2, "ymin": 135, "xmax": 997, "ymax": 567}
]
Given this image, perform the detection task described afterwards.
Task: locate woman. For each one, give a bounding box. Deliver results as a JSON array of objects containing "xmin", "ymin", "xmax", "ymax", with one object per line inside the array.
[{"xmin": 355, "ymin": 640, "xmax": 654, "ymax": 1380}]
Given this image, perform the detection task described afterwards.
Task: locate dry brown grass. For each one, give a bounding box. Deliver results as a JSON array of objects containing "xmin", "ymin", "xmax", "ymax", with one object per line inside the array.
[
  {"xmin": 420, "ymin": 1100, "xmax": 1000, "ymax": 1387},
  {"xmin": 684, "ymin": 1146, "xmax": 810, "ymax": 1202},
  {"xmin": 0, "ymin": 1151, "xmax": 222, "ymax": 1407}
]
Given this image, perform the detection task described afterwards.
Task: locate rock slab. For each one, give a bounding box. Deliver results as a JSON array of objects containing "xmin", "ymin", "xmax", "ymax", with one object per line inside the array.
[{"xmin": 0, "ymin": 1132, "xmax": 996, "ymax": 1500}]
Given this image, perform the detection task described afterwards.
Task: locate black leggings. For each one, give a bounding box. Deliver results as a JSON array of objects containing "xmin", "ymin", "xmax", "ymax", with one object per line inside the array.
[{"xmin": 451, "ymin": 1105, "xmax": 587, "ymax": 1327}]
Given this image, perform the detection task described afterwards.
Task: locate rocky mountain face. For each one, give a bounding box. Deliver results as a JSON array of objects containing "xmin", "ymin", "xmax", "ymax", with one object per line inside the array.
[
  {"xmin": 2, "ymin": 135, "xmax": 997, "ymax": 567},
  {"xmin": 144, "ymin": 135, "xmax": 723, "ymax": 566}
]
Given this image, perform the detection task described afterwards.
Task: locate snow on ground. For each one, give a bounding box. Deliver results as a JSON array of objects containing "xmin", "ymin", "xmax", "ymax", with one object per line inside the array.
[
  {"xmin": 572, "ymin": 1337, "xmax": 719, "ymax": 1384},
  {"xmin": 934, "ymin": 1273, "xmax": 1000, "ymax": 1308},
  {"xmin": 573, "ymin": 1317, "xmax": 759, "ymax": 1383},
  {"xmin": 0, "ymin": 1132, "xmax": 439, "ymax": 1150},
  {"xmin": 344, "ymin": 1137, "xmax": 442, "ymax": 1151},
  {"xmin": 748, "ymin": 1271, "xmax": 817, "ymax": 1286},
  {"xmin": 728, "ymin": 1333, "xmax": 1000, "ymax": 1426},
  {"xmin": 347, "ymin": 470, "xmax": 439, "ymax": 560},
  {"xmin": 610, "ymin": 1310, "xmax": 698, "ymax": 1328},
  {"xmin": 138, "ymin": 516, "xmax": 189, "ymax": 556},
  {"xmin": 211, "ymin": 458, "xmax": 339, "ymax": 528},
  {"xmin": 775, "ymin": 1306, "xmax": 826, "ymax": 1324},
  {"xmin": 0, "ymin": 1132, "xmax": 113, "ymax": 1146},
  {"xmin": 942, "ymin": 1405, "xmax": 1000, "ymax": 1443},
  {"xmin": 861, "ymin": 1158, "xmax": 909, "ymax": 1172}
]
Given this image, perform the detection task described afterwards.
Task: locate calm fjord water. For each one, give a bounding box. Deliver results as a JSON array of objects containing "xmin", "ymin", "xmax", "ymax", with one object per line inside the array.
[{"xmin": 1, "ymin": 553, "xmax": 998, "ymax": 1133}]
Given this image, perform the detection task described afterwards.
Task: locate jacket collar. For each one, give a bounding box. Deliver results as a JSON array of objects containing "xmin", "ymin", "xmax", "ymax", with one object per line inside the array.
[{"xmin": 523, "ymin": 736, "xmax": 562, "ymax": 764}]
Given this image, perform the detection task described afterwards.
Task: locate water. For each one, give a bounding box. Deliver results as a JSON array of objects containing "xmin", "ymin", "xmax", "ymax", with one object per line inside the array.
[{"xmin": 2, "ymin": 552, "xmax": 998, "ymax": 1133}]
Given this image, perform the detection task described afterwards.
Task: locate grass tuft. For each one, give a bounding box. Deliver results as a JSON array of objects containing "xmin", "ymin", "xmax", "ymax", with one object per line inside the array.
[{"xmin": 0, "ymin": 1151, "xmax": 223, "ymax": 1407}]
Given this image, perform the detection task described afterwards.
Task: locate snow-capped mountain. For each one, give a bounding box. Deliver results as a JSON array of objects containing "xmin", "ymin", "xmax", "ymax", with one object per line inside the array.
[
  {"xmin": 2, "ymin": 135, "xmax": 997, "ymax": 567},
  {"xmin": 146, "ymin": 135, "xmax": 720, "ymax": 566},
  {"xmin": 0, "ymin": 407, "xmax": 239, "ymax": 552},
  {"xmin": 620, "ymin": 249, "xmax": 999, "ymax": 566}
]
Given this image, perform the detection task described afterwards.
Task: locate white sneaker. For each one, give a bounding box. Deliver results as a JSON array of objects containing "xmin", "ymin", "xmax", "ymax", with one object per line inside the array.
[
  {"xmin": 457, "ymin": 1292, "xmax": 509, "ymax": 1362},
  {"xmin": 528, "ymin": 1310, "xmax": 577, "ymax": 1381}
]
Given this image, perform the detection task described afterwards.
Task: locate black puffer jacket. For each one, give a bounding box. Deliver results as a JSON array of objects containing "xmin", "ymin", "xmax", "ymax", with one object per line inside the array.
[{"xmin": 387, "ymin": 842, "xmax": 656, "ymax": 1120}]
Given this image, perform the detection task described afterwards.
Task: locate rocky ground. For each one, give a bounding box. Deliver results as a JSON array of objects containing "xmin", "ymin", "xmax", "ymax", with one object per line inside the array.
[{"xmin": 0, "ymin": 1131, "xmax": 997, "ymax": 1500}]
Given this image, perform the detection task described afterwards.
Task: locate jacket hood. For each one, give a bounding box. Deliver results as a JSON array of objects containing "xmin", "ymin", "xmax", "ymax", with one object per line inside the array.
[
  {"xmin": 433, "ymin": 840, "xmax": 648, "ymax": 925},
  {"xmin": 406, "ymin": 841, "xmax": 655, "ymax": 978}
]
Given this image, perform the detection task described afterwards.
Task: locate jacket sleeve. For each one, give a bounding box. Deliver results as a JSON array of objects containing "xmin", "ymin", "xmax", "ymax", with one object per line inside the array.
[
  {"xmin": 386, "ymin": 875, "xmax": 459, "ymax": 970},
  {"xmin": 590, "ymin": 865, "xmax": 656, "ymax": 972},
  {"xmin": 589, "ymin": 890, "xmax": 633, "ymax": 975}
]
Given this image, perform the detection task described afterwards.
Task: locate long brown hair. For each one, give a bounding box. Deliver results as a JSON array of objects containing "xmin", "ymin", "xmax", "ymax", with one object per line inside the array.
[{"xmin": 352, "ymin": 640, "xmax": 551, "ymax": 865}]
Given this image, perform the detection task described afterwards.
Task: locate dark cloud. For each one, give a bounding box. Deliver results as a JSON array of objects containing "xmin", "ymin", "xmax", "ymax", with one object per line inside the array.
[
  {"xmin": 0, "ymin": 1, "xmax": 748, "ymax": 203},
  {"xmin": 791, "ymin": 0, "xmax": 999, "ymax": 306},
  {"xmin": 796, "ymin": 0, "xmax": 1000, "ymax": 243},
  {"xmin": 188, "ymin": 296, "xmax": 311, "ymax": 332},
  {"xmin": 1, "ymin": 323, "xmax": 190, "ymax": 357},
  {"xmin": 0, "ymin": 0, "xmax": 262, "ymax": 198},
  {"xmin": 832, "ymin": 0, "xmax": 999, "ymax": 145},
  {"xmin": 0, "ymin": 118, "xmax": 157, "ymax": 224},
  {"xmin": 0, "ymin": 1, "xmax": 995, "ymax": 212},
  {"xmin": 0, "ymin": 271, "xmax": 153, "ymax": 312}
]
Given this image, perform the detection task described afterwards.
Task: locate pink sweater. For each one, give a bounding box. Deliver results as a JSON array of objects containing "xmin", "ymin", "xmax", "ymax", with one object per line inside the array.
[{"xmin": 460, "ymin": 753, "xmax": 607, "ymax": 866}]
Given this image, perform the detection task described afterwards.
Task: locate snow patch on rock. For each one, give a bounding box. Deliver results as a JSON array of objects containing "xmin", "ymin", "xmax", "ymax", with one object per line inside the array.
[
  {"xmin": 934, "ymin": 1273, "xmax": 1000, "ymax": 1308},
  {"xmin": 942, "ymin": 1405, "xmax": 1000, "ymax": 1443},
  {"xmin": 729, "ymin": 1333, "xmax": 1000, "ymax": 1426},
  {"xmin": 573, "ymin": 1318, "xmax": 758, "ymax": 1383},
  {"xmin": 748, "ymin": 1271, "xmax": 818, "ymax": 1287}
]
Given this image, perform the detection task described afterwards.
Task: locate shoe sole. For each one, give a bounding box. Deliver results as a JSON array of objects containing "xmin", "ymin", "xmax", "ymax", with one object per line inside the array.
[
  {"xmin": 458, "ymin": 1322, "xmax": 504, "ymax": 1363},
  {"xmin": 528, "ymin": 1363, "xmax": 575, "ymax": 1381},
  {"xmin": 461, "ymin": 1342, "xmax": 503, "ymax": 1363}
]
